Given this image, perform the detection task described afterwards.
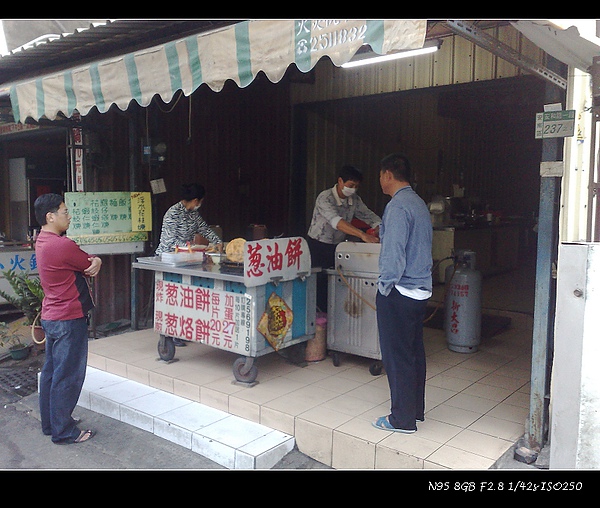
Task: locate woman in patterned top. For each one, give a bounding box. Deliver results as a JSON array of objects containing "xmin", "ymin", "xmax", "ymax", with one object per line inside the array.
[{"xmin": 155, "ymin": 183, "xmax": 223, "ymax": 255}]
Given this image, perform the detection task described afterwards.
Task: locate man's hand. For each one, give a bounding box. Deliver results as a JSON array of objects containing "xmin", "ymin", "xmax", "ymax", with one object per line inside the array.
[
  {"xmin": 337, "ymin": 219, "xmax": 380, "ymax": 243},
  {"xmin": 361, "ymin": 233, "xmax": 380, "ymax": 244},
  {"xmin": 85, "ymin": 257, "xmax": 102, "ymax": 277}
]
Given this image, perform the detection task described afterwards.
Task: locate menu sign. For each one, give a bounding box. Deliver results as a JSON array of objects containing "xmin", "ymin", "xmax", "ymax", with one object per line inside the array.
[
  {"xmin": 154, "ymin": 279, "xmax": 253, "ymax": 355},
  {"xmin": 130, "ymin": 192, "xmax": 152, "ymax": 231},
  {"xmin": 65, "ymin": 191, "xmax": 151, "ymax": 245}
]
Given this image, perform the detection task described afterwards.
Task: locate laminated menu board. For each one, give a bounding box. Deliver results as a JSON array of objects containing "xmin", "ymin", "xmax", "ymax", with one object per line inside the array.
[
  {"xmin": 154, "ymin": 279, "xmax": 253, "ymax": 356},
  {"xmin": 65, "ymin": 191, "xmax": 151, "ymax": 245}
]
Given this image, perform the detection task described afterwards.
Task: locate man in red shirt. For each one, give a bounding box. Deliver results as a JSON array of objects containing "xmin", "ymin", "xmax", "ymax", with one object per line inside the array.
[{"xmin": 34, "ymin": 193, "xmax": 102, "ymax": 444}]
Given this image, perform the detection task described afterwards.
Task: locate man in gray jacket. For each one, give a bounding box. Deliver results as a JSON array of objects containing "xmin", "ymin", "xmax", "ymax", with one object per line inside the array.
[{"xmin": 307, "ymin": 165, "xmax": 381, "ymax": 310}]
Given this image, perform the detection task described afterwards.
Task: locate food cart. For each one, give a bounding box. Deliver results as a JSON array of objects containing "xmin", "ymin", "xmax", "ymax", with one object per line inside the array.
[{"xmin": 133, "ymin": 237, "xmax": 317, "ymax": 384}]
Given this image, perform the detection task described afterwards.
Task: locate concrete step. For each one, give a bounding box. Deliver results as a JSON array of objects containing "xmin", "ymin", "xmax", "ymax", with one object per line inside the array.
[{"xmin": 77, "ymin": 367, "xmax": 294, "ymax": 469}]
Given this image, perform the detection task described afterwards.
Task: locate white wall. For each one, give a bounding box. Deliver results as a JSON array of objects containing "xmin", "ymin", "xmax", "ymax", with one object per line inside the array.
[
  {"xmin": 551, "ymin": 242, "xmax": 600, "ymax": 468},
  {"xmin": 560, "ymin": 68, "xmax": 595, "ymax": 242}
]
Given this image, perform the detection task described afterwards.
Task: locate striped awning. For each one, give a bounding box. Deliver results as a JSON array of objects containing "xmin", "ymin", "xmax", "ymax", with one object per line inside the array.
[{"xmin": 8, "ymin": 19, "xmax": 426, "ymax": 123}]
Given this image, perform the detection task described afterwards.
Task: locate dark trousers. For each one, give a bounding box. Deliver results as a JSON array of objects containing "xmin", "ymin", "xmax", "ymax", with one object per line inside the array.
[
  {"xmin": 306, "ymin": 237, "xmax": 337, "ymax": 312},
  {"xmin": 376, "ymin": 288, "xmax": 428, "ymax": 430},
  {"xmin": 39, "ymin": 317, "xmax": 89, "ymax": 443}
]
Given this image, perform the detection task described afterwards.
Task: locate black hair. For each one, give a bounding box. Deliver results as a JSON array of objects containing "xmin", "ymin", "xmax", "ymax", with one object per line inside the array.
[
  {"xmin": 180, "ymin": 183, "xmax": 206, "ymax": 201},
  {"xmin": 338, "ymin": 165, "xmax": 363, "ymax": 183},
  {"xmin": 34, "ymin": 193, "xmax": 64, "ymax": 226},
  {"xmin": 380, "ymin": 153, "xmax": 411, "ymax": 183}
]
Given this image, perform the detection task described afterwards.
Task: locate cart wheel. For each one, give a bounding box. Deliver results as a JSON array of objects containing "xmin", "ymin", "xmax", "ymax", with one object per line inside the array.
[
  {"xmin": 233, "ymin": 357, "xmax": 258, "ymax": 384},
  {"xmin": 331, "ymin": 351, "xmax": 340, "ymax": 367},
  {"xmin": 369, "ymin": 361, "xmax": 383, "ymax": 376},
  {"xmin": 158, "ymin": 335, "xmax": 176, "ymax": 361}
]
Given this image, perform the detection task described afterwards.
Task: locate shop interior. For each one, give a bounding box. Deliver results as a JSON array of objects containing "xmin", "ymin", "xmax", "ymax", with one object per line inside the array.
[
  {"xmin": 0, "ymin": 128, "xmax": 67, "ymax": 243},
  {"xmin": 293, "ymin": 74, "xmax": 547, "ymax": 317}
]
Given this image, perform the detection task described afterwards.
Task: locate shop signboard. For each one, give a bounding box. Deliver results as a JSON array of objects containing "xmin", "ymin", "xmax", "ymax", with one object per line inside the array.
[
  {"xmin": 243, "ymin": 237, "xmax": 310, "ymax": 287},
  {"xmin": 0, "ymin": 248, "xmax": 38, "ymax": 303}
]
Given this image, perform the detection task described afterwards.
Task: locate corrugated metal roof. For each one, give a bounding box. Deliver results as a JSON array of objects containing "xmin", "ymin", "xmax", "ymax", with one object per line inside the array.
[{"xmin": 0, "ymin": 19, "xmax": 240, "ymax": 85}]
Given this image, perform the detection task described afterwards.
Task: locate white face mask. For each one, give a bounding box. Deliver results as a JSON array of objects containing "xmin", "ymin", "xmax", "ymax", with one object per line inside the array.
[
  {"xmin": 192, "ymin": 204, "xmax": 201, "ymax": 211},
  {"xmin": 341, "ymin": 186, "xmax": 356, "ymax": 197}
]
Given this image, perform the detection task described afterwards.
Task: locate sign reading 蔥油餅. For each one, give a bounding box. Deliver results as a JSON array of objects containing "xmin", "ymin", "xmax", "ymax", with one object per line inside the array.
[
  {"xmin": 65, "ymin": 191, "xmax": 151, "ymax": 245},
  {"xmin": 243, "ymin": 237, "xmax": 311, "ymax": 287}
]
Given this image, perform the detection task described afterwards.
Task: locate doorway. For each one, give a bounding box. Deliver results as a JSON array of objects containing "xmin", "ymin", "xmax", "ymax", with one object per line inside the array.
[{"xmin": 1, "ymin": 127, "xmax": 68, "ymax": 241}]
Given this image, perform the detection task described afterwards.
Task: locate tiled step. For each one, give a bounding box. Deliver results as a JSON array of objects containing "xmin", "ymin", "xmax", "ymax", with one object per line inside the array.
[{"xmin": 77, "ymin": 367, "xmax": 294, "ymax": 469}]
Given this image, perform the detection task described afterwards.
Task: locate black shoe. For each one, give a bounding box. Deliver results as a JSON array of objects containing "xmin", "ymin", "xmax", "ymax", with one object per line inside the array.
[{"xmin": 173, "ymin": 338, "xmax": 187, "ymax": 347}]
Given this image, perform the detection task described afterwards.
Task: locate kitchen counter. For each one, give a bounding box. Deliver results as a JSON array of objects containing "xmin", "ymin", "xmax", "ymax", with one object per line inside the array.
[
  {"xmin": 433, "ymin": 219, "xmax": 527, "ymax": 231},
  {"xmin": 133, "ymin": 256, "xmax": 245, "ymax": 283},
  {"xmin": 433, "ymin": 222, "xmax": 524, "ymax": 281}
]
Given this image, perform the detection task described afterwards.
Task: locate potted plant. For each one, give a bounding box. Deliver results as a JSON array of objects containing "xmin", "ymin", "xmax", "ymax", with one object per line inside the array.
[
  {"xmin": 0, "ymin": 320, "xmax": 29, "ymax": 360},
  {"xmin": 0, "ymin": 270, "xmax": 45, "ymax": 347}
]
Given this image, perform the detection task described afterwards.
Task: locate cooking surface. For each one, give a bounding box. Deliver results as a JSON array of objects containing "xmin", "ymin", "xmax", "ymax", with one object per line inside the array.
[{"xmin": 334, "ymin": 242, "xmax": 380, "ymax": 273}]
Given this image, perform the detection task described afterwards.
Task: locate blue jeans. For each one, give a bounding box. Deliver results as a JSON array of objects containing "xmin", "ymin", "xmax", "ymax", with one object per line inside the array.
[
  {"xmin": 376, "ymin": 288, "xmax": 428, "ymax": 431},
  {"xmin": 39, "ymin": 317, "xmax": 89, "ymax": 443}
]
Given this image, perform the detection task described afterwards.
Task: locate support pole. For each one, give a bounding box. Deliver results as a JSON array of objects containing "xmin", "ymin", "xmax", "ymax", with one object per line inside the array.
[
  {"xmin": 521, "ymin": 168, "xmax": 560, "ymax": 456},
  {"xmin": 515, "ymin": 61, "xmax": 565, "ymax": 463}
]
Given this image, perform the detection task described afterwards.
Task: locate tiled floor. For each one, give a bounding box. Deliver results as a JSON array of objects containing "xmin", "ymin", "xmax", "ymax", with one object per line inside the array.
[{"xmin": 87, "ymin": 306, "xmax": 533, "ymax": 469}]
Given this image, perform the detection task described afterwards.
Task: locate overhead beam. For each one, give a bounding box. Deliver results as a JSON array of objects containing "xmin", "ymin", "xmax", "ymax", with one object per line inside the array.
[{"xmin": 445, "ymin": 20, "xmax": 567, "ymax": 90}]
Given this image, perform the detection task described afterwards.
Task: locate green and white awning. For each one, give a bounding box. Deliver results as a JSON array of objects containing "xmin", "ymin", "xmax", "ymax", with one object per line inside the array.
[{"xmin": 8, "ymin": 19, "xmax": 426, "ymax": 123}]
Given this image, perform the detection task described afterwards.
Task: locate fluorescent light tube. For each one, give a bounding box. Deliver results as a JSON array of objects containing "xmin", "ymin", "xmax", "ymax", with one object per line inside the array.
[{"xmin": 342, "ymin": 42, "xmax": 439, "ymax": 69}]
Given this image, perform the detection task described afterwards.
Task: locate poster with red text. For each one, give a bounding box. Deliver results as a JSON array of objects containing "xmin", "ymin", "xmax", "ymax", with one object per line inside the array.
[
  {"xmin": 244, "ymin": 237, "xmax": 310, "ymax": 287},
  {"xmin": 154, "ymin": 279, "xmax": 253, "ymax": 354}
]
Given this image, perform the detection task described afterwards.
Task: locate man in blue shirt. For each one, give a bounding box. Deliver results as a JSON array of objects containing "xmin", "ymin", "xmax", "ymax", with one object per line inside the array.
[{"xmin": 373, "ymin": 154, "xmax": 432, "ymax": 434}]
